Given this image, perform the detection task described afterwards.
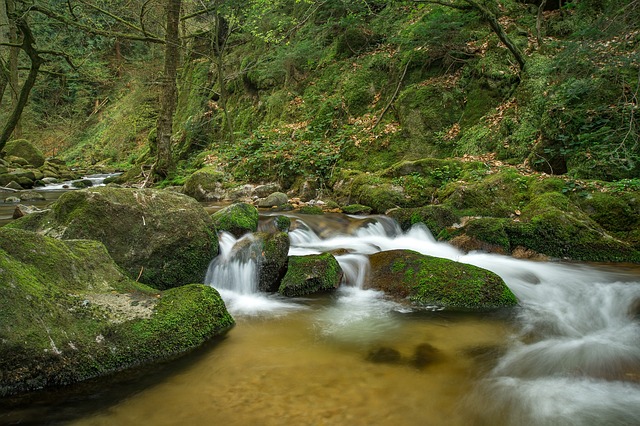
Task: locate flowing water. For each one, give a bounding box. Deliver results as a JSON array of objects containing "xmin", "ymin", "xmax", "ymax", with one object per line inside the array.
[{"xmin": 2, "ymin": 213, "xmax": 640, "ymax": 425}]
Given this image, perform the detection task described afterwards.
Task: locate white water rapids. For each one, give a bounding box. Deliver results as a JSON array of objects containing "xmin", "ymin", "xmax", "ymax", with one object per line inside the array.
[{"xmin": 205, "ymin": 214, "xmax": 640, "ymax": 425}]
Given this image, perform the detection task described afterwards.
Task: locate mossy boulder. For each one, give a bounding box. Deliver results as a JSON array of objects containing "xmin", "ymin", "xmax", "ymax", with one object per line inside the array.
[
  {"xmin": 350, "ymin": 175, "xmax": 406, "ymax": 214},
  {"xmin": 279, "ymin": 253, "xmax": 343, "ymax": 297},
  {"xmin": 7, "ymin": 187, "xmax": 218, "ymax": 289},
  {"xmin": 504, "ymin": 193, "xmax": 640, "ymax": 262},
  {"xmin": 258, "ymin": 192, "xmax": 289, "ymax": 208},
  {"xmin": 366, "ymin": 250, "xmax": 518, "ymax": 311},
  {"xmin": 183, "ymin": 167, "xmax": 225, "ymax": 201},
  {"xmin": 211, "ymin": 203, "xmax": 259, "ymax": 238},
  {"xmin": 0, "ymin": 227, "xmax": 233, "ymax": 397},
  {"xmin": 255, "ymin": 231, "xmax": 290, "ymax": 292},
  {"xmin": 1, "ymin": 139, "xmax": 45, "ymax": 168},
  {"xmin": 439, "ymin": 169, "xmax": 530, "ymax": 217},
  {"xmin": 298, "ymin": 205, "xmax": 324, "ymax": 215},
  {"xmin": 571, "ymin": 191, "xmax": 640, "ymax": 233}
]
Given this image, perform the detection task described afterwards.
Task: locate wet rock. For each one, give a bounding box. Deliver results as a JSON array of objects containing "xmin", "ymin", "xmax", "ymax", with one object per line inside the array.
[
  {"xmin": 4, "ymin": 196, "xmax": 20, "ymax": 203},
  {"xmin": 367, "ymin": 347, "xmax": 402, "ymax": 364},
  {"xmin": 5, "ymin": 181, "xmax": 23, "ymax": 191},
  {"xmin": 341, "ymin": 204, "xmax": 372, "ymax": 215},
  {"xmin": 279, "ymin": 253, "xmax": 343, "ymax": 297},
  {"xmin": 7, "ymin": 187, "xmax": 218, "ymax": 290},
  {"xmin": 258, "ymin": 192, "xmax": 289, "ymax": 208},
  {"xmin": 71, "ymin": 179, "xmax": 94, "ymax": 189},
  {"xmin": 298, "ymin": 205, "xmax": 324, "ymax": 215},
  {"xmin": 41, "ymin": 177, "xmax": 58, "ymax": 184},
  {"xmin": 211, "ymin": 203, "xmax": 259, "ymax": 238},
  {"xmin": 19, "ymin": 191, "xmax": 45, "ymax": 201},
  {"xmin": 12, "ymin": 204, "xmax": 42, "ymax": 219},
  {"xmin": 1, "ymin": 139, "xmax": 45, "ymax": 168},
  {"xmin": 274, "ymin": 215, "xmax": 291, "ymax": 232},
  {"xmin": 255, "ymin": 231, "xmax": 290, "ymax": 292},
  {"xmin": 0, "ymin": 227, "xmax": 233, "ymax": 397},
  {"xmin": 367, "ymin": 250, "xmax": 518, "ymax": 311},
  {"xmin": 387, "ymin": 205, "xmax": 459, "ymax": 235}
]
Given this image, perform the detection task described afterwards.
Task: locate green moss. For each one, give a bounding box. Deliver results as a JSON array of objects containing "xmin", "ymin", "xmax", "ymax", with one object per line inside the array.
[
  {"xmin": 1, "ymin": 139, "xmax": 45, "ymax": 167},
  {"xmin": 211, "ymin": 203, "xmax": 259, "ymax": 237},
  {"xmin": 341, "ymin": 204, "xmax": 372, "ymax": 215},
  {"xmin": 463, "ymin": 218, "xmax": 511, "ymax": 252},
  {"xmin": 183, "ymin": 167, "xmax": 225, "ymax": 202},
  {"xmin": 298, "ymin": 206, "xmax": 324, "ymax": 215},
  {"xmin": 368, "ymin": 250, "xmax": 517, "ymax": 311},
  {"xmin": 256, "ymin": 232, "xmax": 290, "ymax": 292},
  {"xmin": 387, "ymin": 205, "xmax": 459, "ymax": 237},
  {"xmin": 571, "ymin": 191, "xmax": 640, "ymax": 232},
  {"xmin": 279, "ymin": 253, "xmax": 343, "ymax": 297}
]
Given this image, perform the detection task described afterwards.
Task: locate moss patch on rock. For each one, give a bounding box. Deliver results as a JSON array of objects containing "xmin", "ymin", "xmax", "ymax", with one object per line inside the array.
[
  {"xmin": 211, "ymin": 203, "xmax": 259, "ymax": 238},
  {"xmin": 279, "ymin": 253, "xmax": 343, "ymax": 297},
  {"xmin": 7, "ymin": 187, "xmax": 218, "ymax": 289},
  {"xmin": 367, "ymin": 250, "xmax": 517, "ymax": 311},
  {"xmin": 0, "ymin": 227, "xmax": 233, "ymax": 397}
]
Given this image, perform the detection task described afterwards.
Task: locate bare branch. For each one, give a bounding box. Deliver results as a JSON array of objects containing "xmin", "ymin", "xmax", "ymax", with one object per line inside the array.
[{"xmin": 29, "ymin": 5, "xmax": 165, "ymax": 44}]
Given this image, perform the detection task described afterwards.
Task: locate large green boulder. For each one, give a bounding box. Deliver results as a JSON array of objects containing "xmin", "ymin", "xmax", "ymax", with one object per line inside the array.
[
  {"xmin": 367, "ymin": 250, "xmax": 517, "ymax": 311},
  {"xmin": 387, "ymin": 205, "xmax": 459, "ymax": 236},
  {"xmin": 279, "ymin": 253, "xmax": 343, "ymax": 297},
  {"xmin": 1, "ymin": 139, "xmax": 45, "ymax": 168},
  {"xmin": 7, "ymin": 187, "xmax": 218, "ymax": 289},
  {"xmin": 0, "ymin": 228, "xmax": 233, "ymax": 397},
  {"xmin": 211, "ymin": 202, "xmax": 259, "ymax": 238}
]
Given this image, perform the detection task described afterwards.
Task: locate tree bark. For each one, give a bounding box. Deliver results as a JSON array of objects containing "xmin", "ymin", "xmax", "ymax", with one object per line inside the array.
[
  {"xmin": 154, "ymin": 0, "xmax": 182, "ymax": 179},
  {"xmin": 0, "ymin": 20, "xmax": 44, "ymax": 151},
  {"xmin": 0, "ymin": 0, "xmax": 9, "ymax": 108},
  {"xmin": 536, "ymin": 0, "xmax": 548, "ymax": 49},
  {"xmin": 7, "ymin": 0, "xmax": 21, "ymax": 137}
]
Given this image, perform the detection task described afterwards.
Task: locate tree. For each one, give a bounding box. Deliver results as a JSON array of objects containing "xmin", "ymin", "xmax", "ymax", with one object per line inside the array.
[{"xmin": 154, "ymin": 0, "xmax": 182, "ymax": 180}]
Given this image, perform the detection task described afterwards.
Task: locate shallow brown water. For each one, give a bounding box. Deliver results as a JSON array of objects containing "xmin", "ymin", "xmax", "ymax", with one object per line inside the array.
[{"xmin": 67, "ymin": 303, "xmax": 511, "ymax": 426}]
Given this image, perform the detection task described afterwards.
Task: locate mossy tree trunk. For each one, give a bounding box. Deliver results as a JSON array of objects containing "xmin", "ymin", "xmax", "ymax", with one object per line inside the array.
[
  {"xmin": 0, "ymin": 19, "xmax": 43, "ymax": 152},
  {"xmin": 0, "ymin": 0, "xmax": 9, "ymax": 109},
  {"xmin": 154, "ymin": 0, "xmax": 182, "ymax": 180}
]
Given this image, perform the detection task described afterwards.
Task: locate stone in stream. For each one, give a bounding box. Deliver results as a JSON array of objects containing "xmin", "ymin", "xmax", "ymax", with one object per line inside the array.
[
  {"xmin": 255, "ymin": 231, "xmax": 290, "ymax": 292},
  {"xmin": 13, "ymin": 204, "xmax": 43, "ymax": 219},
  {"xmin": 258, "ymin": 192, "xmax": 289, "ymax": 208},
  {"xmin": 367, "ymin": 250, "xmax": 518, "ymax": 311},
  {"xmin": 211, "ymin": 202, "xmax": 259, "ymax": 238},
  {"xmin": 279, "ymin": 253, "xmax": 343, "ymax": 297},
  {"xmin": 6, "ymin": 187, "xmax": 218, "ymax": 290},
  {"xmin": 0, "ymin": 227, "xmax": 233, "ymax": 397}
]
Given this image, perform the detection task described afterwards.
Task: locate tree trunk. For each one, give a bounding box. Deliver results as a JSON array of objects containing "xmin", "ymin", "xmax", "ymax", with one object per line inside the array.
[
  {"xmin": 536, "ymin": 0, "xmax": 548, "ymax": 49},
  {"xmin": 7, "ymin": 0, "xmax": 21, "ymax": 137},
  {"xmin": 0, "ymin": 0, "xmax": 9, "ymax": 108},
  {"xmin": 0, "ymin": 20, "xmax": 44, "ymax": 152},
  {"xmin": 214, "ymin": 13, "xmax": 234, "ymax": 144},
  {"xmin": 154, "ymin": 0, "xmax": 181, "ymax": 180}
]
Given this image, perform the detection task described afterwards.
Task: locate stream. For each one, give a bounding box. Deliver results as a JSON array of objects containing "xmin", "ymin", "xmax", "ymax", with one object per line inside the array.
[{"xmin": 2, "ymin": 209, "xmax": 640, "ymax": 425}]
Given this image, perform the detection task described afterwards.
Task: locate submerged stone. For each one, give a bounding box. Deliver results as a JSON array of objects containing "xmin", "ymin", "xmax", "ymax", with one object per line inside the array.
[
  {"xmin": 7, "ymin": 187, "xmax": 218, "ymax": 290},
  {"xmin": 367, "ymin": 250, "xmax": 518, "ymax": 311},
  {"xmin": 0, "ymin": 227, "xmax": 234, "ymax": 397}
]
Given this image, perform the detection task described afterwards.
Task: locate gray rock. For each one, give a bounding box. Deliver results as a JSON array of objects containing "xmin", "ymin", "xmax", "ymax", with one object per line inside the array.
[{"xmin": 258, "ymin": 192, "xmax": 289, "ymax": 208}]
